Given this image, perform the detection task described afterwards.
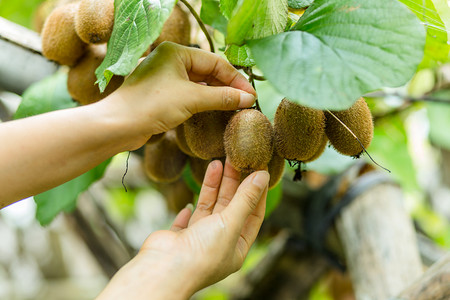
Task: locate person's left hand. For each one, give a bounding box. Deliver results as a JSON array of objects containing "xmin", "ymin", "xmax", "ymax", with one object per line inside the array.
[{"xmin": 97, "ymin": 159, "xmax": 269, "ymax": 300}]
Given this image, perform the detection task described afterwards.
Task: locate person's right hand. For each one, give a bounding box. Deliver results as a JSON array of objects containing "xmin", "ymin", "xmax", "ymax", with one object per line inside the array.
[
  {"xmin": 99, "ymin": 42, "xmax": 256, "ymax": 151},
  {"xmin": 97, "ymin": 159, "xmax": 269, "ymax": 300}
]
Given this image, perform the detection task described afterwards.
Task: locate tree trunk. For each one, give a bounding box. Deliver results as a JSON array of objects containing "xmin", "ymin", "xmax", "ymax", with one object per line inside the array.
[{"xmin": 336, "ymin": 181, "xmax": 423, "ymax": 299}]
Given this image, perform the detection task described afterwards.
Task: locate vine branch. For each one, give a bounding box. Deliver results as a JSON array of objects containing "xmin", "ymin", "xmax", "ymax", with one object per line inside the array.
[
  {"xmin": 245, "ymin": 67, "xmax": 262, "ymax": 112},
  {"xmin": 179, "ymin": 0, "xmax": 215, "ymax": 53}
]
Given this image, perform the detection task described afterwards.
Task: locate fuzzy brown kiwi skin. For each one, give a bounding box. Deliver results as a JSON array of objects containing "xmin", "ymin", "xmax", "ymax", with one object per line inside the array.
[
  {"xmin": 151, "ymin": 5, "xmax": 191, "ymax": 50},
  {"xmin": 41, "ymin": 2, "xmax": 87, "ymax": 66},
  {"xmin": 175, "ymin": 123, "xmax": 196, "ymax": 157},
  {"xmin": 67, "ymin": 45, "xmax": 124, "ymax": 105},
  {"xmin": 224, "ymin": 109, "xmax": 274, "ymax": 173},
  {"xmin": 75, "ymin": 0, "xmax": 115, "ymax": 44},
  {"xmin": 143, "ymin": 130, "xmax": 188, "ymax": 183},
  {"xmin": 274, "ymin": 98, "xmax": 326, "ymax": 162},
  {"xmin": 146, "ymin": 132, "xmax": 165, "ymax": 144},
  {"xmin": 303, "ymin": 134, "xmax": 328, "ymax": 163},
  {"xmin": 184, "ymin": 111, "xmax": 234, "ymax": 160},
  {"xmin": 325, "ymin": 97, "xmax": 373, "ymax": 157},
  {"xmin": 158, "ymin": 178, "xmax": 194, "ymax": 213},
  {"xmin": 268, "ymin": 153, "xmax": 285, "ymax": 189},
  {"xmin": 189, "ymin": 156, "xmax": 211, "ymax": 185}
]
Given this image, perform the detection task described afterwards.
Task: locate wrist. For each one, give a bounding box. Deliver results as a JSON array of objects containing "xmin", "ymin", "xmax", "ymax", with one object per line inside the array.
[{"xmin": 90, "ymin": 92, "xmax": 153, "ymax": 151}]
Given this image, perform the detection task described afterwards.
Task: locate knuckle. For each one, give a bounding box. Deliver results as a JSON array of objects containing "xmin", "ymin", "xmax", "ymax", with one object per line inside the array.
[
  {"xmin": 222, "ymin": 89, "xmax": 238, "ymax": 109},
  {"xmin": 242, "ymin": 189, "xmax": 260, "ymax": 211}
]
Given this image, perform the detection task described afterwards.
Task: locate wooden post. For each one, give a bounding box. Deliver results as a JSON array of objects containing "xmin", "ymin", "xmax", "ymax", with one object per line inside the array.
[
  {"xmin": 395, "ymin": 252, "xmax": 450, "ymax": 300},
  {"xmin": 336, "ymin": 180, "xmax": 423, "ymax": 299},
  {"xmin": 0, "ymin": 17, "xmax": 58, "ymax": 94}
]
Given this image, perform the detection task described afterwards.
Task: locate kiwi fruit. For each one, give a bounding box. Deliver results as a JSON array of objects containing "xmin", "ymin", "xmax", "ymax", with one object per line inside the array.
[
  {"xmin": 67, "ymin": 44, "xmax": 124, "ymax": 105},
  {"xmin": 143, "ymin": 130, "xmax": 188, "ymax": 183},
  {"xmin": 184, "ymin": 111, "xmax": 234, "ymax": 160},
  {"xmin": 175, "ymin": 124, "xmax": 196, "ymax": 157},
  {"xmin": 274, "ymin": 98, "xmax": 326, "ymax": 162},
  {"xmin": 224, "ymin": 109, "xmax": 274, "ymax": 172},
  {"xmin": 189, "ymin": 156, "xmax": 210, "ymax": 185},
  {"xmin": 41, "ymin": 2, "xmax": 87, "ymax": 66},
  {"xmin": 158, "ymin": 178, "xmax": 194, "ymax": 213},
  {"xmin": 325, "ymin": 97, "xmax": 373, "ymax": 157},
  {"xmin": 146, "ymin": 133, "xmax": 165, "ymax": 144},
  {"xmin": 303, "ymin": 134, "xmax": 328, "ymax": 163},
  {"xmin": 151, "ymin": 5, "xmax": 191, "ymax": 50},
  {"xmin": 268, "ymin": 152, "xmax": 285, "ymax": 189},
  {"xmin": 74, "ymin": 0, "xmax": 115, "ymax": 44}
]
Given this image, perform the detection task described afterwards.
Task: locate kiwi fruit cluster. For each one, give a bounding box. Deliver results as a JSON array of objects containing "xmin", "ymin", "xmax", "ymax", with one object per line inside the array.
[{"xmin": 40, "ymin": 1, "xmax": 190, "ymax": 106}]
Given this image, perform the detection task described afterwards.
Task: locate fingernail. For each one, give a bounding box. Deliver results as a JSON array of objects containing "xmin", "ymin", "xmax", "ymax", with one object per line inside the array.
[
  {"xmin": 239, "ymin": 93, "xmax": 256, "ymax": 108},
  {"xmin": 185, "ymin": 203, "xmax": 194, "ymax": 213},
  {"xmin": 252, "ymin": 171, "xmax": 270, "ymax": 189}
]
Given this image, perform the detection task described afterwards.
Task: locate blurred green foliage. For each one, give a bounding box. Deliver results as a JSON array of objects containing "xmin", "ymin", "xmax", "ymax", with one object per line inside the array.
[{"xmin": 0, "ymin": 0, "xmax": 44, "ymax": 29}]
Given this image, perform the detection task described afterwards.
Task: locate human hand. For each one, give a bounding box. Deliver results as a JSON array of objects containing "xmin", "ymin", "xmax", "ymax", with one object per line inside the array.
[
  {"xmin": 97, "ymin": 160, "xmax": 269, "ymax": 300},
  {"xmin": 99, "ymin": 42, "xmax": 256, "ymax": 150}
]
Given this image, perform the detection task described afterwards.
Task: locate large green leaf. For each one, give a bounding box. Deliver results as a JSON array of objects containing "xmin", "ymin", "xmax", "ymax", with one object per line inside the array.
[
  {"xmin": 35, "ymin": 159, "xmax": 112, "ymax": 226},
  {"xmin": 399, "ymin": 0, "xmax": 450, "ymax": 69},
  {"xmin": 226, "ymin": 0, "xmax": 260, "ymax": 45},
  {"xmin": 288, "ymin": 0, "xmax": 313, "ymax": 9},
  {"xmin": 226, "ymin": 0, "xmax": 288, "ymax": 45},
  {"xmin": 248, "ymin": 0, "xmax": 426, "ymax": 110},
  {"xmin": 201, "ymin": 0, "xmax": 228, "ymax": 34},
  {"xmin": 95, "ymin": 0, "xmax": 177, "ymax": 92},
  {"xmin": 15, "ymin": 72, "xmax": 76, "ymax": 119},
  {"xmin": 219, "ymin": 0, "xmax": 238, "ymax": 19},
  {"xmin": 427, "ymin": 90, "xmax": 450, "ymax": 150}
]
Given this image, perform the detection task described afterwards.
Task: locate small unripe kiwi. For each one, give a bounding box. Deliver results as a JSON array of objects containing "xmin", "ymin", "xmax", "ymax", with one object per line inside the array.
[
  {"xmin": 274, "ymin": 98, "xmax": 326, "ymax": 162},
  {"xmin": 189, "ymin": 156, "xmax": 210, "ymax": 185},
  {"xmin": 325, "ymin": 97, "xmax": 373, "ymax": 157},
  {"xmin": 41, "ymin": 2, "xmax": 87, "ymax": 66},
  {"xmin": 151, "ymin": 5, "xmax": 191, "ymax": 50},
  {"xmin": 224, "ymin": 109, "xmax": 274, "ymax": 172},
  {"xmin": 184, "ymin": 111, "xmax": 234, "ymax": 160},
  {"xmin": 67, "ymin": 45, "xmax": 124, "ymax": 105},
  {"xmin": 268, "ymin": 153, "xmax": 285, "ymax": 189},
  {"xmin": 175, "ymin": 124, "xmax": 196, "ymax": 157},
  {"xmin": 303, "ymin": 134, "xmax": 328, "ymax": 163},
  {"xmin": 143, "ymin": 130, "xmax": 188, "ymax": 183},
  {"xmin": 146, "ymin": 133, "xmax": 165, "ymax": 144},
  {"xmin": 75, "ymin": 0, "xmax": 115, "ymax": 44},
  {"xmin": 158, "ymin": 178, "xmax": 194, "ymax": 212}
]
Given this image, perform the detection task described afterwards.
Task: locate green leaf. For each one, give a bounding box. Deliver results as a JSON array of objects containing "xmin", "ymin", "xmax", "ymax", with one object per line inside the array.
[
  {"xmin": 226, "ymin": 0, "xmax": 260, "ymax": 45},
  {"xmin": 399, "ymin": 0, "xmax": 450, "ymax": 69},
  {"xmin": 368, "ymin": 116, "xmax": 419, "ymax": 193},
  {"xmin": 226, "ymin": 0, "xmax": 288, "ymax": 45},
  {"xmin": 201, "ymin": 0, "xmax": 228, "ymax": 34},
  {"xmin": 248, "ymin": 0, "xmax": 426, "ymax": 110},
  {"xmin": 95, "ymin": 0, "xmax": 177, "ymax": 92},
  {"xmin": 288, "ymin": 0, "xmax": 313, "ymax": 9},
  {"xmin": 224, "ymin": 44, "xmax": 255, "ymax": 66},
  {"xmin": 35, "ymin": 159, "xmax": 112, "ymax": 226},
  {"xmin": 15, "ymin": 72, "xmax": 76, "ymax": 120},
  {"xmin": 427, "ymin": 90, "xmax": 450, "ymax": 150},
  {"xmin": 220, "ymin": 0, "xmax": 238, "ymax": 19},
  {"xmin": 246, "ymin": 0, "xmax": 288, "ymax": 39}
]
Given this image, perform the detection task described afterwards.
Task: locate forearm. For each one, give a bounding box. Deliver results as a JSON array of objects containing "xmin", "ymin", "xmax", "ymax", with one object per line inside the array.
[{"xmin": 0, "ymin": 97, "xmax": 147, "ymax": 207}]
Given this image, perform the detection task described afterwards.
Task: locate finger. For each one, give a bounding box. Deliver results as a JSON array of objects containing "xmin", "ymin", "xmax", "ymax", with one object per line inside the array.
[
  {"xmin": 235, "ymin": 185, "xmax": 268, "ymax": 261},
  {"xmin": 212, "ymin": 158, "xmax": 241, "ymax": 214},
  {"xmin": 186, "ymin": 84, "xmax": 256, "ymax": 113},
  {"xmin": 189, "ymin": 160, "xmax": 223, "ymax": 225},
  {"xmin": 170, "ymin": 205, "xmax": 193, "ymax": 232},
  {"xmin": 180, "ymin": 46, "xmax": 256, "ymax": 95},
  {"xmin": 222, "ymin": 171, "xmax": 269, "ymax": 232}
]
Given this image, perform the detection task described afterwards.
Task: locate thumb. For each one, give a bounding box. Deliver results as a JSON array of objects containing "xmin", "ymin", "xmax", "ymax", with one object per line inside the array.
[
  {"xmin": 189, "ymin": 84, "xmax": 256, "ymax": 113},
  {"xmin": 223, "ymin": 171, "xmax": 269, "ymax": 231}
]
